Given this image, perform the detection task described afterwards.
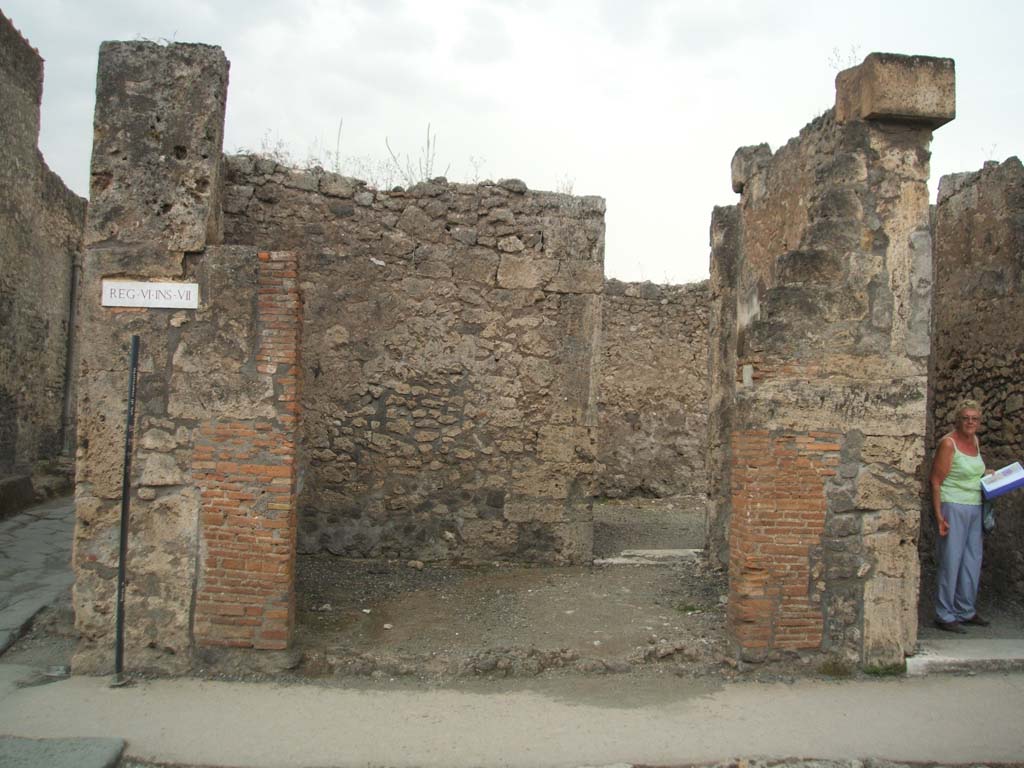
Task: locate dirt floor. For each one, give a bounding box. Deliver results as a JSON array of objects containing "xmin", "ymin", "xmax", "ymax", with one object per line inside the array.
[
  {"xmin": 1, "ymin": 498, "xmax": 761, "ymax": 683},
  {"xmin": 291, "ymin": 554, "xmax": 736, "ymax": 680},
  {"xmin": 287, "ymin": 495, "xmax": 747, "ymax": 682},
  {"xmin": 6, "ymin": 555, "xmax": 803, "ymax": 685}
]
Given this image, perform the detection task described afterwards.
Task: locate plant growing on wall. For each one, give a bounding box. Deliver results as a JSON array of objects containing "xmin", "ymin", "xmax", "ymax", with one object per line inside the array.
[{"xmin": 385, "ymin": 122, "xmax": 451, "ymax": 187}]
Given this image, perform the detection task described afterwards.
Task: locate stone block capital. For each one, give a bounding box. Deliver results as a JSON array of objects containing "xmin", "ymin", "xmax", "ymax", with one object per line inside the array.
[{"xmin": 835, "ymin": 52, "xmax": 955, "ymax": 128}]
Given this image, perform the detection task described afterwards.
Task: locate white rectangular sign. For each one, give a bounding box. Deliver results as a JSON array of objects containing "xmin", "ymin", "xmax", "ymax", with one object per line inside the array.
[{"xmin": 101, "ymin": 280, "xmax": 199, "ymax": 309}]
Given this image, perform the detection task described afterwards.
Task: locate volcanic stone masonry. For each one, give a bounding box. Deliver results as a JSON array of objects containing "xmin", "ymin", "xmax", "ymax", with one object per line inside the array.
[
  {"xmin": 927, "ymin": 157, "xmax": 1024, "ymax": 600},
  {"xmin": 598, "ymin": 279, "xmax": 709, "ymax": 501},
  {"xmin": 713, "ymin": 53, "xmax": 955, "ymax": 666},
  {"xmin": 222, "ymin": 157, "xmax": 605, "ymax": 564},
  {"xmin": 0, "ymin": 12, "xmax": 86, "ymax": 515},
  {"xmin": 74, "ymin": 41, "xmax": 303, "ymax": 673}
]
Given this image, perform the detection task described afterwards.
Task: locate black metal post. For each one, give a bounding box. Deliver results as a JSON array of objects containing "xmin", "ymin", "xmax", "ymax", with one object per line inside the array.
[{"xmin": 114, "ymin": 335, "xmax": 140, "ymax": 682}]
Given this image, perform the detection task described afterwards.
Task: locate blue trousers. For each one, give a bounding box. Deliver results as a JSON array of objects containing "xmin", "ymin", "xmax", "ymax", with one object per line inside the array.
[{"xmin": 935, "ymin": 501, "xmax": 983, "ymax": 623}]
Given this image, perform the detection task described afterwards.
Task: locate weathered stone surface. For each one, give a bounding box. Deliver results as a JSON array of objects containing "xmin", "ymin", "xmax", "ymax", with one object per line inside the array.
[
  {"xmin": 835, "ymin": 52, "xmax": 955, "ymax": 128},
  {"xmin": 730, "ymin": 144, "xmax": 772, "ymax": 194},
  {"xmin": 138, "ymin": 452, "xmax": 188, "ymax": 486},
  {"xmin": 927, "ymin": 157, "xmax": 1024, "ymax": 600},
  {"xmin": 85, "ymin": 41, "xmax": 229, "ymax": 251},
  {"xmin": 598, "ymin": 279, "xmax": 709, "ymax": 500},
  {"xmin": 223, "ymin": 159, "xmax": 605, "ymax": 564},
  {"xmin": 75, "ymin": 42, "xmax": 303, "ymax": 671},
  {"xmin": 0, "ymin": 12, "xmax": 86, "ymax": 502},
  {"xmin": 74, "ymin": 244, "xmax": 300, "ymax": 673},
  {"xmin": 706, "ymin": 205, "xmax": 740, "ymax": 567},
  {"xmin": 497, "ymin": 254, "xmax": 557, "ymax": 289},
  {"xmin": 863, "ymin": 526, "xmax": 919, "ymax": 666},
  {"xmin": 718, "ymin": 52, "xmax": 952, "ymax": 667}
]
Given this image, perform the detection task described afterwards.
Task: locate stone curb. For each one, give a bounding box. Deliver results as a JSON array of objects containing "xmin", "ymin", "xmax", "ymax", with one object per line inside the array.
[{"xmin": 0, "ymin": 736, "xmax": 124, "ymax": 768}]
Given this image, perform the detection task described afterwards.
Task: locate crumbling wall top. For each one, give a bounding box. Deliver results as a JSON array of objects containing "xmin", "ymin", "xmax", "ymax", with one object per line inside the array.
[
  {"xmin": 0, "ymin": 11, "xmax": 43, "ymax": 106},
  {"xmin": 730, "ymin": 144, "xmax": 772, "ymax": 195}
]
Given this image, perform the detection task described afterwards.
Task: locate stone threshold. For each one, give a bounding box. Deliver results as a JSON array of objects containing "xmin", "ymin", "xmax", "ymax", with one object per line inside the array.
[
  {"xmin": 592, "ymin": 549, "xmax": 703, "ymax": 566},
  {"xmin": 906, "ymin": 637, "xmax": 1024, "ymax": 676}
]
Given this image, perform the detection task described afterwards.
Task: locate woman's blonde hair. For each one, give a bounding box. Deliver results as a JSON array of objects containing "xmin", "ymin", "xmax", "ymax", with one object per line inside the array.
[{"xmin": 953, "ymin": 399, "xmax": 983, "ymax": 421}]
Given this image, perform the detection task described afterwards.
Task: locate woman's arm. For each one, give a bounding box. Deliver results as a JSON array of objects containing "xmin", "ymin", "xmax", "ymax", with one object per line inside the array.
[{"xmin": 930, "ymin": 436, "xmax": 954, "ymax": 537}]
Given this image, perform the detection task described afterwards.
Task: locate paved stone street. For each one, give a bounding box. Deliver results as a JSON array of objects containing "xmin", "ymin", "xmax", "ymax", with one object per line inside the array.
[{"xmin": 0, "ymin": 496, "xmax": 74, "ymax": 653}]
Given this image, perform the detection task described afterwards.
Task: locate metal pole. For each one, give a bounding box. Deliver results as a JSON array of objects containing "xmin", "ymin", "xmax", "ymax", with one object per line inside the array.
[{"xmin": 114, "ymin": 335, "xmax": 140, "ymax": 683}]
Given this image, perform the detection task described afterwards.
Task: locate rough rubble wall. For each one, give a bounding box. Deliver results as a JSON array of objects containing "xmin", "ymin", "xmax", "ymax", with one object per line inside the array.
[
  {"xmin": 597, "ymin": 279, "xmax": 709, "ymax": 500},
  {"xmin": 927, "ymin": 158, "xmax": 1024, "ymax": 598},
  {"xmin": 223, "ymin": 158, "xmax": 604, "ymax": 564},
  {"xmin": 706, "ymin": 206, "xmax": 740, "ymax": 567},
  {"xmin": 722, "ymin": 53, "xmax": 953, "ymax": 666},
  {"xmin": 0, "ymin": 12, "xmax": 86, "ymax": 496},
  {"xmin": 75, "ymin": 42, "xmax": 302, "ymax": 672}
]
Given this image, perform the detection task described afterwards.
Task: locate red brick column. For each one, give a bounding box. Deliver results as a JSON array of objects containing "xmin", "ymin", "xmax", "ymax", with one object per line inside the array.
[
  {"xmin": 193, "ymin": 251, "xmax": 301, "ymax": 649},
  {"xmin": 728, "ymin": 430, "xmax": 840, "ymax": 659}
]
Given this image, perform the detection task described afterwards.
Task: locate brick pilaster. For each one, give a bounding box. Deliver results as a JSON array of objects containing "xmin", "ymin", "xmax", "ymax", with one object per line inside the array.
[
  {"xmin": 193, "ymin": 251, "xmax": 301, "ymax": 649},
  {"xmin": 728, "ymin": 430, "xmax": 840, "ymax": 659}
]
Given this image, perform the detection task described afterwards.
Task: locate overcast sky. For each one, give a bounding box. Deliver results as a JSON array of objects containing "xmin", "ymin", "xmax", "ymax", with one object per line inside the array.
[{"xmin": 5, "ymin": 0, "xmax": 1021, "ymax": 284}]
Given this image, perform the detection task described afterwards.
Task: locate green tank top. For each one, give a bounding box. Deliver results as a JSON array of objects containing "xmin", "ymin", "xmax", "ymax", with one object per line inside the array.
[{"xmin": 940, "ymin": 438, "xmax": 985, "ymax": 505}]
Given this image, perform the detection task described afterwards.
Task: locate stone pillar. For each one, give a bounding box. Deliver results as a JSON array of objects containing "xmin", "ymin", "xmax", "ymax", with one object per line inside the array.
[
  {"xmin": 72, "ymin": 39, "xmax": 251, "ymax": 671},
  {"xmin": 928, "ymin": 158, "xmax": 1024, "ymax": 600},
  {"xmin": 723, "ymin": 53, "xmax": 954, "ymax": 666}
]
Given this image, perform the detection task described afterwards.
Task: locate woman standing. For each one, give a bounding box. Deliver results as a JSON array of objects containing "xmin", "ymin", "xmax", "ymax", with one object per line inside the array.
[{"xmin": 930, "ymin": 399, "xmax": 992, "ymax": 633}]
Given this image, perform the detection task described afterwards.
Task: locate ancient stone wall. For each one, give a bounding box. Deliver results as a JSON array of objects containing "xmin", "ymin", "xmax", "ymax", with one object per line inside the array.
[
  {"xmin": 0, "ymin": 12, "xmax": 86, "ymax": 509},
  {"xmin": 223, "ymin": 159, "xmax": 604, "ymax": 564},
  {"xmin": 597, "ymin": 279, "xmax": 709, "ymax": 501},
  {"xmin": 717, "ymin": 53, "xmax": 954, "ymax": 666},
  {"xmin": 74, "ymin": 42, "xmax": 303, "ymax": 672},
  {"xmin": 927, "ymin": 158, "xmax": 1024, "ymax": 598}
]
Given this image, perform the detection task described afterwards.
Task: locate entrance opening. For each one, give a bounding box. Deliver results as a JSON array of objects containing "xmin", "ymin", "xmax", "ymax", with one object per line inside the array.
[
  {"xmin": 915, "ymin": 157, "xmax": 1024, "ymax": 660},
  {"xmin": 292, "ymin": 456, "xmax": 725, "ymax": 680}
]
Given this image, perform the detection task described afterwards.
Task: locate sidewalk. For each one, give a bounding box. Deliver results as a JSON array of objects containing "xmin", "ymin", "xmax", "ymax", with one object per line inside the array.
[
  {"xmin": 1, "ymin": 663, "xmax": 1023, "ymax": 766},
  {"xmin": 0, "ymin": 496, "xmax": 74, "ymax": 653}
]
